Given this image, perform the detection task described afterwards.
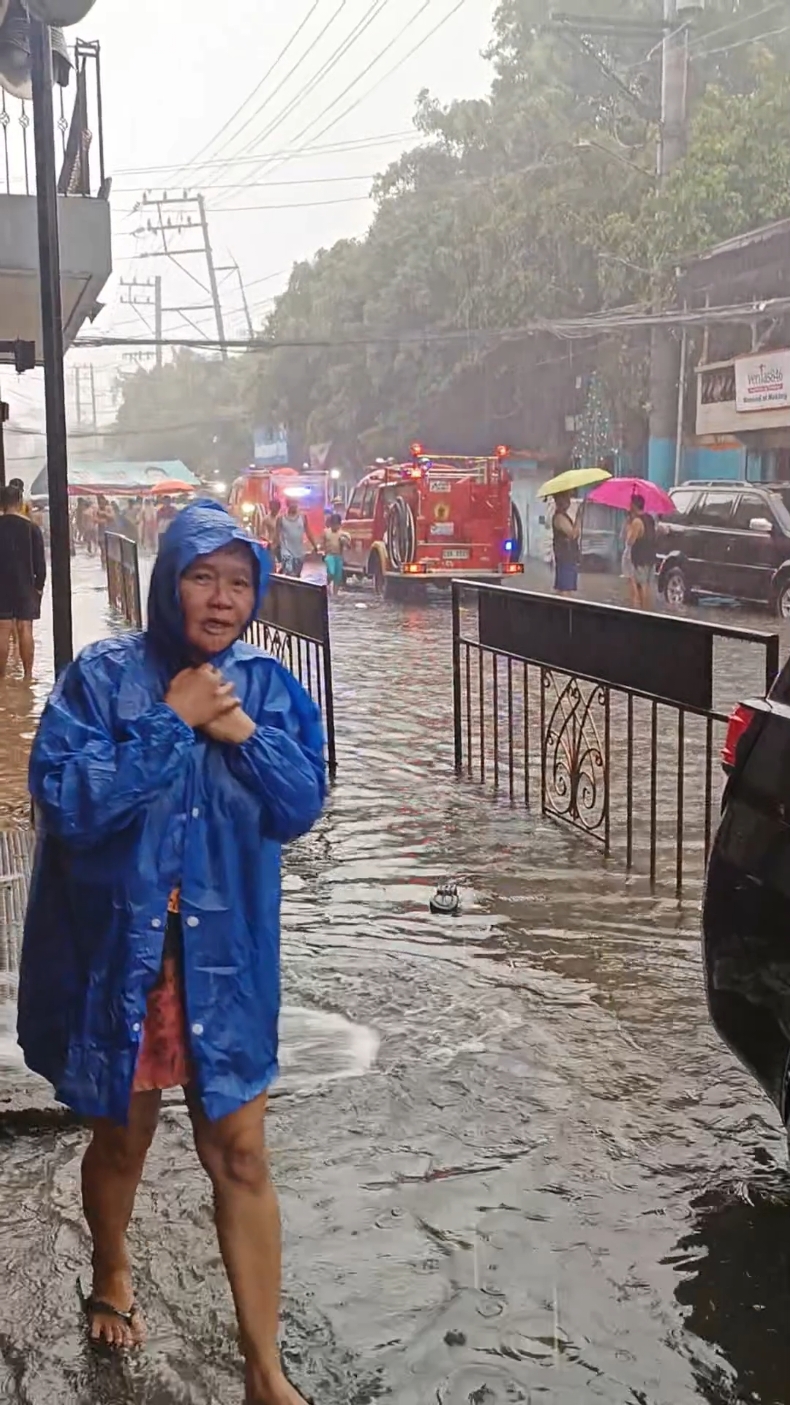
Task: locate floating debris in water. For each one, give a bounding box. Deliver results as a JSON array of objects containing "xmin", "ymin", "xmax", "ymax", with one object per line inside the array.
[{"xmin": 430, "ymin": 881, "xmax": 460, "ymax": 916}]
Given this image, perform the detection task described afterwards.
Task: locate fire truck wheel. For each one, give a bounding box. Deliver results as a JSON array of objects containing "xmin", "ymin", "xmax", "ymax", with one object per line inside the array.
[{"xmin": 386, "ymin": 498, "xmax": 416, "ymax": 569}]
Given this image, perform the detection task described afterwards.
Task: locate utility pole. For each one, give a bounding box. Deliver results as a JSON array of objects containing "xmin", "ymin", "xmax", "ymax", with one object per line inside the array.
[
  {"xmin": 74, "ymin": 364, "xmax": 82, "ymax": 427},
  {"xmin": 155, "ymin": 275, "xmax": 163, "ymax": 369},
  {"xmin": 89, "ymin": 363, "xmax": 97, "ymax": 432},
  {"xmin": 648, "ymin": 0, "xmax": 692, "ymax": 487},
  {"xmin": 138, "ymin": 193, "xmax": 230, "ymax": 355},
  {"xmin": 197, "ymin": 194, "xmax": 227, "ymax": 358},
  {"xmin": 31, "ymin": 17, "xmax": 73, "ymax": 673}
]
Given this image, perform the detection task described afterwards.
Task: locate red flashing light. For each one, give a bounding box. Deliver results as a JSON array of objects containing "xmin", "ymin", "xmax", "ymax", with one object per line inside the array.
[
  {"xmin": 496, "ymin": 444, "xmax": 510, "ymax": 460},
  {"xmin": 721, "ymin": 703, "xmax": 755, "ymax": 771},
  {"xmin": 410, "ymin": 441, "xmax": 424, "ymax": 458},
  {"xmin": 504, "ymin": 563, "xmax": 524, "ymax": 574}
]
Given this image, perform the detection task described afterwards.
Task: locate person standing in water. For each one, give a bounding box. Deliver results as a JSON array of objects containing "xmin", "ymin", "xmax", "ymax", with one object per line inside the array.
[
  {"xmin": 625, "ymin": 493, "xmax": 657, "ymax": 610},
  {"xmin": 278, "ymin": 499, "xmax": 317, "ymax": 577},
  {"xmin": 0, "ymin": 483, "xmax": 46, "ymax": 681},
  {"xmin": 18, "ymin": 500, "xmax": 325, "ymax": 1405},
  {"xmin": 551, "ymin": 490, "xmax": 581, "ymax": 596},
  {"xmin": 320, "ymin": 513, "xmax": 350, "ymax": 596}
]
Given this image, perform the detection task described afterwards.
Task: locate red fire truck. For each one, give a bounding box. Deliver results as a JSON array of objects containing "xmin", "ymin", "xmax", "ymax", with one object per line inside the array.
[
  {"xmin": 229, "ymin": 466, "xmax": 330, "ymax": 546},
  {"xmin": 342, "ymin": 445, "xmax": 523, "ymax": 597}
]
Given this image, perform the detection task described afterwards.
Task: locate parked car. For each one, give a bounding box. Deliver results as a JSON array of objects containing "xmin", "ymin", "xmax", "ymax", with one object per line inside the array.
[
  {"xmin": 658, "ymin": 480, "xmax": 790, "ymax": 618},
  {"xmin": 704, "ymin": 661, "xmax": 790, "ymax": 1128}
]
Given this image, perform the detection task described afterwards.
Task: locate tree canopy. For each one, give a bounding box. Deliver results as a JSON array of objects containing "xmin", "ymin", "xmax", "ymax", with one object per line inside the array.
[{"xmin": 112, "ymin": 0, "xmax": 790, "ymax": 472}]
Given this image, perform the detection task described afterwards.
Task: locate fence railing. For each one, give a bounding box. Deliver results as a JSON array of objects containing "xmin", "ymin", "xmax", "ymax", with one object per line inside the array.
[
  {"xmin": 105, "ymin": 533, "xmax": 143, "ymax": 629},
  {"xmin": 0, "ymin": 38, "xmax": 105, "ymax": 198},
  {"xmin": 245, "ymin": 575, "xmax": 337, "ymax": 779},
  {"xmin": 452, "ymin": 581, "xmax": 780, "ymax": 891}
]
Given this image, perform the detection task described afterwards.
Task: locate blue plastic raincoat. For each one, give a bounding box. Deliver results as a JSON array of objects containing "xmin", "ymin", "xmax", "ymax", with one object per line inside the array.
[{"xmin": 18, "ymin": 500, "xmax": 326, "ymax": 1123}]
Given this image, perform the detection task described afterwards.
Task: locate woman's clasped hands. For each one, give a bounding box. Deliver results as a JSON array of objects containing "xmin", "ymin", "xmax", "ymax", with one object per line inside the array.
[{"xmin": 165, "ymin": 665, "xmax": 255, "ymax": 745}]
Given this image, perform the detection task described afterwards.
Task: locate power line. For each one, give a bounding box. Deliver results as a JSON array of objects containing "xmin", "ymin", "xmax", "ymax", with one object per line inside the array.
[
  {"xmin": 204, "ymin": 0, "xmax": 396, "ymax": 199},
  {"xmin": 72, "ymin": 292, "xmax": 790, "ymax": 353},
  {"xmin": 114, "ymin": 172, "xmax": 379, "ymax": 196},
  {"xmin": 688, "ymin": 1, "xmax": 784, "ymax": 52},
  {"xmin": 167, "ymin": 0, "xmax": 327, "ymax": 184},
  {"xmin": 692, "ymin": 18, "xmax": 790, "ymax": 60},
  {"xmin": 223, "ymin": 0, "xmax": 471, "ymax": 203},
  {"xmin": 112, "ymin": 131, "xmax": 416, "ymax": 179}
]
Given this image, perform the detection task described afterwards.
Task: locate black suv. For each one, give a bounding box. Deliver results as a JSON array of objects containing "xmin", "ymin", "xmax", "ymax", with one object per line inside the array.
[{"xmin": 659, "ymin": 480, "xmax": 790, "ymax": 618}]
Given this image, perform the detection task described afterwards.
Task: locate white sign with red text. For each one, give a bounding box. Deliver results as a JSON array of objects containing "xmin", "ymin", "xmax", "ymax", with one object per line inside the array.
[{"xmin": 735, "ymin": 350, "xmax": 790, "ymax": 412}]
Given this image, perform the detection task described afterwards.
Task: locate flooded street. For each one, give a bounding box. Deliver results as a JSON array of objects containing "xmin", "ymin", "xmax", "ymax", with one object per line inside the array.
[{"xmin": 1, "ymin": 558, "xmax": 790, "ymax": 1404}]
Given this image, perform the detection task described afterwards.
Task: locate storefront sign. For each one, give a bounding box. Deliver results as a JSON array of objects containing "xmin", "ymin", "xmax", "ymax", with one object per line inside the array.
[{"xmin": 735, "ymin": 350, "xmax": 790, "ymax": 412}]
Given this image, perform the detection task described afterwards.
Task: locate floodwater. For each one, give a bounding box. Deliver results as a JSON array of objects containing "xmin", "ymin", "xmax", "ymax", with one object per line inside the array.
[{"xmin": 1, "ymin": 557, "xmax": 790, "ymax": 1403}]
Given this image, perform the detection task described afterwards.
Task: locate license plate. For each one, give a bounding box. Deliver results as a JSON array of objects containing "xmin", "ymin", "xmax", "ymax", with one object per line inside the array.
[
  {"xmin": 430, "ymin": 481, "xmax": 452, "ymax": 493},
  {"xmin": 443, "ymin": 548, "xmax": 470, "ymax": 560},
  {"xmin": 431, "ymin": 522, "xmax": 455, "ymax": 537}
]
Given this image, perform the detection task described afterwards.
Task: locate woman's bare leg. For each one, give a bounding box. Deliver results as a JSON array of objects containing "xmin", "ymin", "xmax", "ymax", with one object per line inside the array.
[
  {"xmin": 16, "ymin": 621, "xmax": 34, "ymax": 680},
  {"xmin": 188, "ymin": 1090, "xmax": 306, "ymax": 1405},
  {"xmin": 81, "ymin": 1089, "xmax": 161, "ymax": 1347}
]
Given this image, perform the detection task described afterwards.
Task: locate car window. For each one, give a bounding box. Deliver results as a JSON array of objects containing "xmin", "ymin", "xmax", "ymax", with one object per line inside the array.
[
  {"xmin": 732, "ymin": 495, "xmax": 773, "ymax": 531},
  {"xmin": 670, "ymin": 488, "xmax": 697, "ymax": 517},
  {"xmin": 694, "ymin": 493, "xmax": 735, "ymax": 528}
]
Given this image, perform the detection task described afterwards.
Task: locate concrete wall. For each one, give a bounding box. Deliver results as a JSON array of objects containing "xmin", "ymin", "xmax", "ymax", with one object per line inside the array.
[{"xmin": 0, "ymin": 194, "xmax": 112, "ymax": 359}]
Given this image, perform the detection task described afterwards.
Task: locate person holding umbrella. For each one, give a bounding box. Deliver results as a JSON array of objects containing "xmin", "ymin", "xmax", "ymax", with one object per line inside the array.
[
  {"xmin": 586, "ymin": 477, "xmax": 675, "ymax": 613},
  {"xmin": 537, "ymin": 465, "xmax": 613, "ymax": 597}
]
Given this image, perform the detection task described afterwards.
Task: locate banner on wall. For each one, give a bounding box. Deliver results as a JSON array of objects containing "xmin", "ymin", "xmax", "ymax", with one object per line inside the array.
[
  {"xmin": 253, "ymin": 426, "xmax": 289, "ymax": 467},
  {"xmin": 735, "ymin": 349, "xmax": 790, "ymax": 412}
]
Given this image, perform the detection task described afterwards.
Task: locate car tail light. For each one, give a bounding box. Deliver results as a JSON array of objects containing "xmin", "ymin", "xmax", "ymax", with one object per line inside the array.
[
  {"xmin": 504, "ymin": 563, "xmax": 524, "ymax": 574},
  {"xmin": 721, "ymin": 704, "xmax": 756, "ymax": 770},
  {"xmin": 403, "ymin": 563, "xmax": 426, "ymax": 574}
]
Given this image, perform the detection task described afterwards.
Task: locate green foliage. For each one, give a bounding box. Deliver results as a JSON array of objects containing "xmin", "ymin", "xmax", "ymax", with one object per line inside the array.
[{"xmin": 114, "ymin": 0, "xmax": 790, "ymax": 462}]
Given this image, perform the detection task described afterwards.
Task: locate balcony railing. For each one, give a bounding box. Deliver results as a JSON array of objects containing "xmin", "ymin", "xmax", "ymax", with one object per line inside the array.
[{"xmin": 0, "ymin": 37, "xmax": 104, "ymax": 198}]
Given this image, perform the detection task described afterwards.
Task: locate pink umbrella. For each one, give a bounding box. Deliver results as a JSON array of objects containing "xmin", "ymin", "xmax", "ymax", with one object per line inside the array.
[{"xmin": 587, "ymin": 476, "xmax": 675, "ymax": 515}]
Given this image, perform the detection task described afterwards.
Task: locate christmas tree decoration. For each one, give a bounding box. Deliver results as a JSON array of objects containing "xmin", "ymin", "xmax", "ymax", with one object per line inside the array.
[{"xmin": 573, "ymin": 372, "xmax": 620, "ymax": 471}]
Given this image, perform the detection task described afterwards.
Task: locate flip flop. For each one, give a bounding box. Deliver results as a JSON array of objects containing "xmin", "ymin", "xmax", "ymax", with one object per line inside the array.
[{"xmin": 77, "ymin": 1277, "xmax": 142, "ymax": 1350}]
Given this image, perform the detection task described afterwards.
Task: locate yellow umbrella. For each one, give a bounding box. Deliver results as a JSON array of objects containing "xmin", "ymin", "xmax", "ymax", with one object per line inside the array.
[{"xmin": 537, "ymin": 466, "xmax": 612, "ymax": 499}]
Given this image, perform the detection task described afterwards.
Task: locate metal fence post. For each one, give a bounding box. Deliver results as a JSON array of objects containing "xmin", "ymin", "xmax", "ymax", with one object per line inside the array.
[{"xmin": 451, "ymin": 581, "xmax": 463, "ymax": 772}]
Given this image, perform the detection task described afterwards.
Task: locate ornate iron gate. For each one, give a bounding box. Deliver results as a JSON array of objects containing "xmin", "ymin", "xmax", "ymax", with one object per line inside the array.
[{"xmin": 452, "ymin": 581, "xmax": 780, "ymax": 890}]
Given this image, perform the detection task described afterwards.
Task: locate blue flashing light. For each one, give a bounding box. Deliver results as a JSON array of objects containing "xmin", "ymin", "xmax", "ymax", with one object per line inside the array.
[{"xmin": 504, "ymin": 538, "xmax": 515, "ymax": 553}]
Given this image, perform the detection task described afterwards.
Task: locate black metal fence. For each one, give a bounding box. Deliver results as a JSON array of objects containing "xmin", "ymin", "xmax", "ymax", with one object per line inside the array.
[
  {"xmin": 105, "ymin": 533, "xmax": 143, "ymax": 629},
  {"xmin": 245, "ymin": 575, "xmax": 337, "ymax": 779},
  {"xmin": 452, "ymin": 581, "xmax": 780, "ymax": 891}
]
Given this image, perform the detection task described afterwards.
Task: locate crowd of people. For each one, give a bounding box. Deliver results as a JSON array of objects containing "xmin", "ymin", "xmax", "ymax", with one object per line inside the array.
[
  {"xmin": 71, "ymin": 494, "xmax": 181, "ymax": 559},
  {"xmin": 255, "ymin": 497, "xmax": 350, "ymax": 595},
  {"xmin": 551, "ymin": 490, "xmax": 658, "ymax": 609}
]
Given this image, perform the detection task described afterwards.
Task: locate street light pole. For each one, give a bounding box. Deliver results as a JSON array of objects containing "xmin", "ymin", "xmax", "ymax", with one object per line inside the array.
[{"xmin": 30, "ymin": 16, "xmax": 73, "ymax": 673}]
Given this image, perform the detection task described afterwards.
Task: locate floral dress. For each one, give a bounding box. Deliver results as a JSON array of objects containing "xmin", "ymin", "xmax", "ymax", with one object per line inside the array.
[{"xmin": 132, "ymin": 890, "xmax": 192, "ymax": 1092}]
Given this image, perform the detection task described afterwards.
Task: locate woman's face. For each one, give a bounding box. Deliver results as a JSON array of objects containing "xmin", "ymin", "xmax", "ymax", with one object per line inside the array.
[{"xmin": 180, "ymin": 545, "xmax": 256, "ymax": 656}]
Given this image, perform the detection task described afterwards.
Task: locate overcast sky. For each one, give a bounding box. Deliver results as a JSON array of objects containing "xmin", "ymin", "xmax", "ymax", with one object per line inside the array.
[{"xmin": 7, "ymin": 0, "xmax": 498, "ymax": 470}]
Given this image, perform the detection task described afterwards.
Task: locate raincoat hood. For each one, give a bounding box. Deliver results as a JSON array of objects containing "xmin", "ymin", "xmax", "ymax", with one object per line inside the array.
[{"xmin": 147, "ymin": 499, "xmax": 271, "ymax": 669}]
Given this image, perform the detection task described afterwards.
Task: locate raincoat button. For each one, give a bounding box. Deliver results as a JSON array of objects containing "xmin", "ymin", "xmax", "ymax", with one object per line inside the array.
[
  {"xmin": 151, "ymin": 917, "xmax": 162, "ymax": 929},
  {"xmin": 191, "ymin": 807, "xmax": 200, "ymax": 819},
  {"xmin": 186, "ymin": 915, "xmax": 199, "ymax": 928},
  {"xmin": 192, "ymin": 1022, "xmax": 204, "ymax": 1036}
]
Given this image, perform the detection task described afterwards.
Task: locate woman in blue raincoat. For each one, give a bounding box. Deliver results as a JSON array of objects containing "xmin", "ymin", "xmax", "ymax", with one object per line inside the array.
[{"xmin": 18, "ymin": 500, "xmax": 326, "ymax": 1405}]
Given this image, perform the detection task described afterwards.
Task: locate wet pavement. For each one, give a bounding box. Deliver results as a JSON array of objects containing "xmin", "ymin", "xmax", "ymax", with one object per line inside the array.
[{"xmin": 1, "ymin": 557, "xmax": 790, "ymax": 1403}]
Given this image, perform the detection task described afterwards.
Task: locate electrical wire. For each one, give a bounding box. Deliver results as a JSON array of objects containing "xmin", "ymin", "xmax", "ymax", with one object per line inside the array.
[
  {"xmin": 199, "ymin": 0, "xmax": 357, "ymax": 189},
  {"xmin": 112, "ymin": 132, "xmax": 415, "ymax": 179},
  {"xmin": 222, "ymin": 0, "xmax": 471, "ymax": 204},
  {"xmin": 688, "ymin": 1, "xmax": 784, "ymax": 52},
  {"xmin": 72, "ymin": 292, "xmax": 790, "ymax": 354},
  {"xmin": 692, "ymin": 18, "xmax": 790, "ymax": 60},
  {"xmin": 203, "ymin": 0, "xmax": 398, "ymax": 199},
  {"xmin": 166, "ymin": 0, "xmax": 327, "ymax": 185}
]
